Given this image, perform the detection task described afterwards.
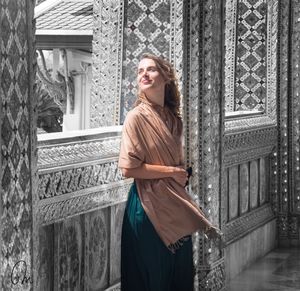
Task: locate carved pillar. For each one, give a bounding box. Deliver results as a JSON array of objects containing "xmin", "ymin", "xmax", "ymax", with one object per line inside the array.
[
  {"xmin": 91, "ymin": 0, "xmax": 125, "ymax": 127},
  {"xmin": 290, "ymin": 0, "xmax": 300, "ymax": 241},
  {"xmin": 0, "ymin": 0, "xmax": 38, "ymax": 290},
  {"xmin": 184, "ymin": 1, "xmax": 225, "ymax": 290},
  {"xmin": 278, "ymin": 0, "xmax": 300, "ymax": 246}
]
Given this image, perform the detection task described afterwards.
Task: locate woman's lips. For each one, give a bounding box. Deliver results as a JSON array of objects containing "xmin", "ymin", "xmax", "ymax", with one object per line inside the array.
[{"xmin": 141, "ymin": 79, "xmax": 152, "ymax": 84}]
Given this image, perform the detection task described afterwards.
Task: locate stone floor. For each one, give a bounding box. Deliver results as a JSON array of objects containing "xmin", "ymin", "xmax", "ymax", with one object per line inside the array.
[{"xmin": 227, "ymin": 248, "xmax": 300, "ymax": 291}]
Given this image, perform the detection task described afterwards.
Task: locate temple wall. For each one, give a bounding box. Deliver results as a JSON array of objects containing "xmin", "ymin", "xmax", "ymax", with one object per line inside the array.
[
  {"xmin": 222, "ymin": 0, "xmax": 279, "ymax": 278},
  {"xmin": 0, "ymin": 0, "xmax": 38, "ymax": 290},
  {"xmin": 2, "ymin": 0, "xmax": 300, "ymax": 290}
]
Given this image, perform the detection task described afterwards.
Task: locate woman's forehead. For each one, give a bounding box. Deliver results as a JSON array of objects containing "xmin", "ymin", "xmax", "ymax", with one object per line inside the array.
[{"xmin": 137, "ymin": 58, "xmax": 157, "ymax": 69}]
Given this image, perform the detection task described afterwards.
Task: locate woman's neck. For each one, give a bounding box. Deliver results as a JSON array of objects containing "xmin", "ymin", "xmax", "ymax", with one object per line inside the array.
[{"xmin": 144, "ymin": 90, "xmax": 165, "ymax": 107}]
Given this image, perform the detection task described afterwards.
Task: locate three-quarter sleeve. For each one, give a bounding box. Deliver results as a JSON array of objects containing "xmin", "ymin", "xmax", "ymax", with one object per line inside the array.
[{"xmin": 118, "ymin": 111, "xmax": 145, "ymax": 169}]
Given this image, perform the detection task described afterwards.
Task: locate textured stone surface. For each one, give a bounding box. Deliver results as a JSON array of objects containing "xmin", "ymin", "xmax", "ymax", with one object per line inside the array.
[
  {"xmin": 225, "ymin": 219, "xmax": 277, "ymax": 281},
  {"xmin": 110, "ymin": 202, "xmax": 126, "ymax": 285},
  {"xmin": 229, "ymin": 166, "xmax": 239, "ymax": 220},
  {"xmin": 240, "ymin": 163, "xmax": 249, "ymax": 214},
  {"xmin": 0, "ymin": 0, "xmax": 37, "ymax": 289},
  {"xmin": 250, "ymin": 160, "xmax": 259, "ymax": 209}
]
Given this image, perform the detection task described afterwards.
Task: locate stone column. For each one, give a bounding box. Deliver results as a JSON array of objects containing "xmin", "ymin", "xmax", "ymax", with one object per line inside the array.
[
  {"xmin": 0, "ymin": 0, "xmax": 38, "ymax": 290},
  {"xmin": 277, "ymin": 0, "xmax": 300, "ymax": 247},
  {"xmin": 183, "ymin": 0, "xmax": 225, "ymax": 289}
]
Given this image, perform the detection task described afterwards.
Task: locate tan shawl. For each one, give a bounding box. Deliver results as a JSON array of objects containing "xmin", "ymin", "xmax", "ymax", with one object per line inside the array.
[{"xmin": 118, "ymin": 99, "xmax": 212, "ymax": 248}]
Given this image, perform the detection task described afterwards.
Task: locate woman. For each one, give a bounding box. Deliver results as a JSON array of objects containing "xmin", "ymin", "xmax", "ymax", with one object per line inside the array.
[{"xmin": 118, "ymin": 53, "xmax": 221, "ymax": 291}]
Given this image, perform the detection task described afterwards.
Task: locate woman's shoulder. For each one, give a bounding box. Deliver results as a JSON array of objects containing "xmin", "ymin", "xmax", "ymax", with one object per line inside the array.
[{"xmin": 123, "ymin": 105, "xmax": 145, "ymax": 125}]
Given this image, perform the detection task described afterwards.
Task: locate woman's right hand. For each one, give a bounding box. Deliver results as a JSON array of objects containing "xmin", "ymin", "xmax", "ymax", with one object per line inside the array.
[{"xmin": 170, "ymin": 167, "xmax": 188, "ymax": 187}]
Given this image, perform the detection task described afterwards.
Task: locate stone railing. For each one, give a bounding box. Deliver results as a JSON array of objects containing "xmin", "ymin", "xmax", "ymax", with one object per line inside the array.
[{"xmin": 37, "ymin": 127, "xmax": 131, "ymax": 290}]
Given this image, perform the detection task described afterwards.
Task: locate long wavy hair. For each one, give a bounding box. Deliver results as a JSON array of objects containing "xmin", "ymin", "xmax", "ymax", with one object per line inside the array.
[{"xmin": 135, "ymin": 53, "xmax": 181, "ymax": 119}]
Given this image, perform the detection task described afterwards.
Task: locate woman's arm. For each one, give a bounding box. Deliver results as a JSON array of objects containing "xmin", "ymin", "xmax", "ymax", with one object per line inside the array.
[{"xmin": 121, "ymin": 163, "xmax": 188, "ymax": 187}]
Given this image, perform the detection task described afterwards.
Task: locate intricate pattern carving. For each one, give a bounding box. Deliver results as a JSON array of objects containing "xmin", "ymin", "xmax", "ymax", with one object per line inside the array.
[
  {"xmin": 185, "ymin": 1, "xmax": 225, "ymax": 289},
  {"xmin": 291, "ymin": 0, "xmax": 300, "ymax": 214},
  {"xmin": 198, "ymin": 259, "xmax": 226, "ymax": 290},
  {"xmin": 225, "ymin": 204, "xmax": 274, "ymax": 243},
  {"xmin": 39, "ymin": 225, "xmax": 54, "ymax": 291},
  {"xmin": 55, "ymin": 218, "xmax": 82, "ymax": 290},
  {"xmin": 278, "ymin": 0, "xmax": 289, "ymax": 215},
  {"xmin": 120, "ymin": 0, "xmax": 183, "ymax": 123},
  {"xmin": 0, "ymin": 0, "xmax": 38, "ymax": 290},
  {"xmin": 224, "ymin": 145, "xmax": 273, "ymax": 167},
  {"xmin": 169, "ymin": 0, "xmax": 184, "ymax": 92},
  {"xmin": 38, "ymin": 161, "xmax": 123, "ymax": 199},
  {"xmin": 224, "ymin": 127, "xmax": 277, "ymax": 153},
  {"xmin": 38, "ymin": 135, "xmax": 121, "ymax": 169},
  {"xmin": 85, "ymin": 210, "xmax": 108, "ymax": 290},
  {"xmin": 235, "ymin": 0, "xmax": 267, "ymax": 111},
  {"xmin": 38, "ymin": 182, "xmax": 131, "ymax": 225},
  {"xmin": 91, "ymin": 0, "xmax": 124, "ymax": 127},
  {"xmin": 224, "ymin": 0, "xmax": 278, "ymax": 118},
  {"xmin": 110, "ymin": 203, "xmax": 126, "ymax": 284}
]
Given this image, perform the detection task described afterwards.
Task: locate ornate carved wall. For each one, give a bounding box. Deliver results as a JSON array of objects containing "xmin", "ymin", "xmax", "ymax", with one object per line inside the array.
[
  {"xmin": 223, "ymin": 0, "xmax": 279, "ymax": 281},
  {"xmin": 277, "ymin": 0, "xmax": 300, "ymax": 246},
  {"xmin": 4, "ymin": 0, "xmax": 300, "ymax": 290},
  {"xmin": 37, "ymin": 130, "xmax": 129, "ymax": 290},
  {"xmin": 0, "ymin": 0, "xmax": 38, "ymax": 289},
  {"xmin": 184, "ymin": 1, "xmax": 225, "ymax": 289},
  {"xmin": 91, "ymin": 0, "xmax": 183, "ymax": 126}
]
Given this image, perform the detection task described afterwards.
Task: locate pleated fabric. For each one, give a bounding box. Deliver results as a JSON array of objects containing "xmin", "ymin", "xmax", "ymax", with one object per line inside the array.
[{"xmin": 121, "ymin": 183, "xmax": 194, "ymax": 291}]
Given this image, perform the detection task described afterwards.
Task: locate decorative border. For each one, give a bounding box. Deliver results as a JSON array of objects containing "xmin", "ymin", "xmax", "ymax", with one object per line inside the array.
[
  {"xmin": 224, "ymin": 145, "xmax": 274, "ymax": 167},
  {"xmin": 198, "ymin": 259, "xmax": 226, "ymax": 290},
  {"xmin": 169, "ymin": 0, "xmax": 184, "ymax": 93},
  {"xmin": 224, "ymin": 0, "xmax": 278, "ymax": 132},
  {"xmin": 38, "ymin": 135, "xmax": 121, "ymax": 169},
  {"xmin": 224, "ymin": 0, "xmax": 237, "ymax": 112},
  {"xmin": 225, "ymin": 204, "xmax": 275, "ymax": 244},
  {"xmin": 291, "ymin": 0, "xmax": 300, "ymax": 214},
  {"xmin": 38, "ymin": 180, "xmax": 131, "ymax": 225},
  {"xmin": 91, "ymin": 0, "xmax": 124, "ymax": 127},
  {"xmin": 224, "ymin": 127, "xmax": 277, "ymax": 153}
]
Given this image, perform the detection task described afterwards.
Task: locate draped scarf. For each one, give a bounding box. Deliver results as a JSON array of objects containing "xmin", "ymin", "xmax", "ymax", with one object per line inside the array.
[{"xmin": 118, "ymin": 99, "xmax": 212, "ymax": 250}]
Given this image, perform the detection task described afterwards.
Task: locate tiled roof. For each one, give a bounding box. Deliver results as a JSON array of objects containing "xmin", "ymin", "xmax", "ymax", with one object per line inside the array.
[{"xmin": 36, "ymin": 0, "xmax": 93, "ymax": 33}]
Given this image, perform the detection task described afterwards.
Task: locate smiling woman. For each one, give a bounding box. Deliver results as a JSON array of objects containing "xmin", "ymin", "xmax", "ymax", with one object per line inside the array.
[{"xmin": 118, "ymin": 54, "xmax": 222, "ymax": 291}]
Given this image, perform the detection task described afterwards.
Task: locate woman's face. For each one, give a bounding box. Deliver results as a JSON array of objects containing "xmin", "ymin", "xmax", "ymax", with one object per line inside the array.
[{"xmin": 137, "ymin": 58, "xmax": 166, "ymax": 93}]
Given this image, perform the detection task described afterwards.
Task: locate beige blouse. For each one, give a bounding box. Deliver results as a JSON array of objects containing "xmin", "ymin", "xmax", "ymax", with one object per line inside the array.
[{"xmin": 119, "ymin": 99, "xmax": 212, "ymax": 248}]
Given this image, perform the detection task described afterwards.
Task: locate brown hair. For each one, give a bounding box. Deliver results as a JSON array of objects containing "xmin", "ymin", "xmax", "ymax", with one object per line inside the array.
[{"xmin": 135, "ymin": 53, "xmax": 181, "ymax": 119}]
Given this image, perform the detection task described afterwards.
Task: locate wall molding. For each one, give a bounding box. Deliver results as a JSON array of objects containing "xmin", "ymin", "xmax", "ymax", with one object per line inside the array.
[
  {"xmin": 225, "ymin": 204, "xmax": 275, "ymax": 244},
  {"xmin": 38, "ymin": 180, "xmax": 131, "ymax": 225}
]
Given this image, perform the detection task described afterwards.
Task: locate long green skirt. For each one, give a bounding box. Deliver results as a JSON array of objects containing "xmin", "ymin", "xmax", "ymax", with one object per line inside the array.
[{"xmin": 121, "ymin": 182, "xmax": 194, "ymax": 291}]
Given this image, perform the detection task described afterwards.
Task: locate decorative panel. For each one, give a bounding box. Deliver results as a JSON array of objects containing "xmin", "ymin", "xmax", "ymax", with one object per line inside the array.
[
  {"xmin": 235, "ymin": 0, "xmax": 267, "ymax": 111},
  {"xmin": 120, "ymin": 0, "xmax": 183, "ymax": 123},
  {"xmin": 259, "ymin": 157, "xmax": 267, "ymax": 204},
  {"xmin": 0, "ymin": 0, "xmax": 37, "ymax": 290},
  {"xmin": 239, "ymin": 163, "xmax": 249, "ymax": 214},
  {"xmin": 224, "ymin": 0, "xmax": 278, "ymax": 131},
  {"xmin": 85, "ymin": 209, "xmax": 109, "ymax": 290},
  {"xmin": 250, "ymin": 160, "xmax": 259, "ymax": 209},
  {"xmin": 54, "ymin": 216, "xmax": 83, "ymax": 291},
  {"xmin": 228, "ymin": 166, "xmax": 239, "ymax": 220},
  {"xmin": 110, "ymin": 202, "xmax": 126, "ymax": 285},
  {"xmin": 39, "ymin": 225, "xmax": 54, "ymax": 291},
  {"xmin": 91, "ymin": 0, "xmax": 124, "ymax": 127},
  {"xmin": 291, "ymin": 0, "xmax": 300, "ymax": 214},
  {"xmin": 225, "ymin": 204, "xmax": 274, "ymax": 244}
]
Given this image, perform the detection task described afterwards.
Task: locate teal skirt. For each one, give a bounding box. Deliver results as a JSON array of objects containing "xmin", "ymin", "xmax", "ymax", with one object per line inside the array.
[{"xmin": 121, "ymin": 182, "xmax": 194, "ymax": 291}]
